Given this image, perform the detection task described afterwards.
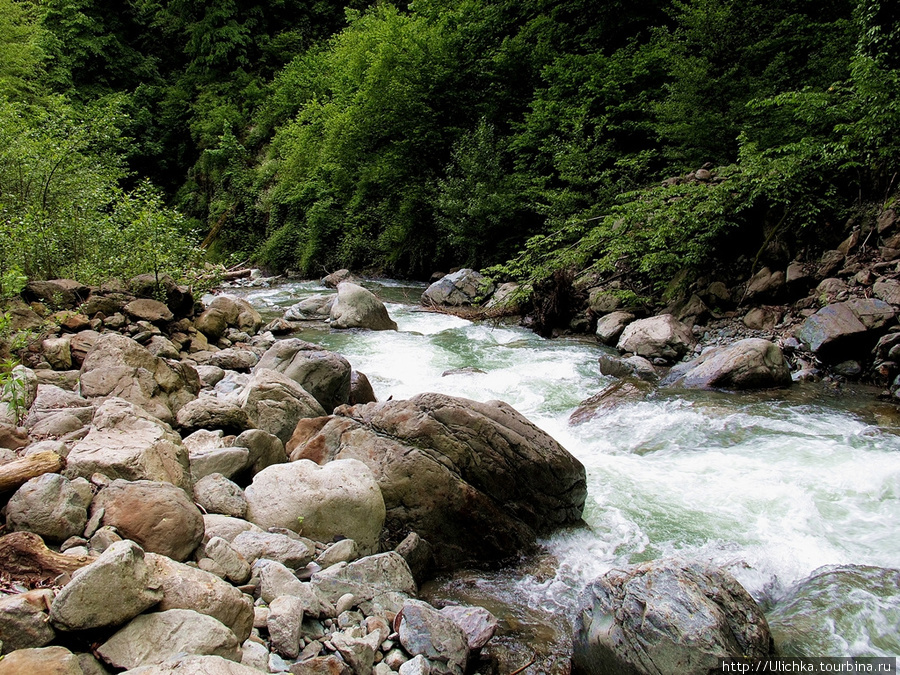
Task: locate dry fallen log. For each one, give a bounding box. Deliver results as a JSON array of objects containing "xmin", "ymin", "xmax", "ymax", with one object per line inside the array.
[
  {"xmin": 0, "ymin": 532, "xmax": 94, "ymax": 583},
  {"xmin": 222, "ymin": 268, "xmax": 252, "ymax": 281},
  {"xmin": 0, "ymin": 451, "xmax": 64, "ymax": 493}
]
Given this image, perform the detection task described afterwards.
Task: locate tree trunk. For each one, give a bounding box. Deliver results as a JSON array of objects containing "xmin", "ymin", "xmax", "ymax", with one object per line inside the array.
[{"xmin": 0, "ymin": 451, "xmax": 64, "ymax": 493}]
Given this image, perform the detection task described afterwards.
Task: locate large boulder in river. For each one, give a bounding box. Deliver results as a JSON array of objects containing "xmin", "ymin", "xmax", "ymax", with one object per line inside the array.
[
  {"xmin": 661, "ymin": 338, "xmax": 792, "ymax": 390},
  {"xmin": 572, "ymin": 559, "xmax": 772, "ymax": 675},
  {"xmin": 286, "ymin": 393, "xmax": 587, "ymax": 568},
  {"xmin": 244, "ymin": 458, "xmax": 385, "ymax": 556},
  {"xmin": 254, "ymin": 339, "xmax": 351, "ymax": 412},
  {"xmin": 766, "ymin": 565, "xmax": 900, "ymax": 656},
  {"xmin": 796, "ymin": 298, "xmax": 895, "ymax": 361},
  {"xmin": 66, "ymin": 397, "xmax": 191, "ymax": 490},
  {"xmin": 421, "ymin": 268, "xmax": 494, "ymax": 307},
  {"xmin": 79, "ymin": 332, "xmax": 200, "ymax": 425},
  {"xmin": 616, "ymin": 314, "xmax": 695, "ymax": 362},
  {"xmin": 330, "ymin": 282, "xmax": 398, "ymax": 330}
]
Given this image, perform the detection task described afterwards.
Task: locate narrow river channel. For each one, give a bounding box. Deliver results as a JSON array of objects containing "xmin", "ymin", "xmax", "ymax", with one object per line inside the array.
[{"xmin": 233, "ymin": 279, "xmax": 900, "ymax": 667}]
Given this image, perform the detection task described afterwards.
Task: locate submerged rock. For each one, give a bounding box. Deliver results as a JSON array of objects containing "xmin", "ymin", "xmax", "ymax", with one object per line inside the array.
[
  {"xmin": 767, "ymin": 565, "xmax": 900, "ymax": 657},
  {"xmin": 572, "ymin": 558, "xmax": 772, "ymax": 675}
]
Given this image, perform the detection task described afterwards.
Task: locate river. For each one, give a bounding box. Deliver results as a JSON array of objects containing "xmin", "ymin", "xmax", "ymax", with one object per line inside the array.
[{"xmin": 233, "ymin": 279, "xmax": 900, "ymax": 668}]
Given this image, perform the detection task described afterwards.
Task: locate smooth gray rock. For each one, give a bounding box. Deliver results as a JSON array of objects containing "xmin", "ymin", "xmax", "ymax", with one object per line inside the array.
[
  {"xmin": 572, "ymin": 558, "xmax": 772, "ymax": 675},
  {"xmin": 189, "ymin": 445, "xmax": 250, "ymax": 482},
  {"xmin": 50, "ymin": 540, "xmax": 163, "ymax": 631},
  {"xmin": 124, "ymin": 298, "xmax": 174, "ymax": 324},
  {"xmin": 597, "ymin": 354, "xmax": 658, "ymax": 383},
  {"xmin": 233, "ymin": 428, "xmax": 288, "ymax": 475},
  {"xmin": 0, "ymin": 589, "xmax": 56, "ymax": 653},
  {"xmin": 196, "ymin": 295, "xmax": 263, "ymax": 339},
  {"xmin": 399, "ymin": 599, "xmax": 468, "ymax": 675},
  {"xmin": 617, "ymin": 314, "xmax": 695, "ymax": 362},
  {"xmin": 290, "ymin": 655, "xmax": 352, "ymax": 675},
  {"xmin": 231, "ymin": 531, "xmax": 314, "ymax": 569},
  {"xmin": 238, "ymin": 369, "xmax": 325, "ymax": 444},
  {"xmin": 176, "ymin": 396, "xmax": 253, "ymax": 434},
  {"xmin": 399, "ymin": 655, "xmax": 432, "ymax": 675},
  {"xmin": 97, "ymin": 609, "xmax": 240, "ymax": 669},
  {"xmin": 316, "ymin": 539, "xmax": 359, "ymax": 569},
  {"xmin": 0, "ymin": 645, "xmax": 84, "ymax": 674},
  {"xmin": 42, "ymin": 337, "xmax": 72, "ymax": 370},
  {"xmin": 245, "ymin": 459, "xmax": 385, "ymax": 556},
  {"xmin": 91, "ymin": 479, "xmax": 204, "ymax": 562},
  {"xmin": 207, "ymin": 348, "xmax": 259, "ymax": 372},
  {"xmin": 595, "ymin": 311, "xmax": 635, "ymax": 345},
  {"xmin": 194, "ymin": 473, "xmax": 248, "ymax": 518},
  {"xmin": 284, "ymin": 295, "xmax": 335, "ymax": 321},
  {"xmin": 330, "ymin": 282, "xmax": 398, "ymax": 331},
  {"xmin": 196, "ymin": 365, "xmax": 227, "ymax": 388},
  {"xmin": 254, "ymin": 339, "xmax": 352, "ymax": 412},
  {"xmin": 240, "ymin": 639, "xmax": 270, "ymax": 671},
  {"xmin": 255, "ymin": 559, "xmax": 321, "ymax": 613},
  {"xmin": 147, "ymin": 552, "xmax": 255, "ymax": 642},
  {"xmin": 123, "ymin": 654, "xmax": 262, "ymax": 674},
  {"xmin": 331, "ymin": 629, "xmax": 379, "ymax": 674},
  {"xmin": 661, "ymin": 338, "xmax": 792, "ymax": 390},
  {"xmin": 202, "ymin": 514, "xmax": 263, "ymax": 544},
  {"xmin": 421, "ymin": 269, "xmax": 493, "ymax": 307},
  {"xmin": 66, "ymin": 397, "xmax": 191, "ymax": 490},
  {"xmin": 287, "ymin": 393, "xmax": 586, "ymax": 568},
  {"xmin": 5, "ymin": 474, "xmax": 92, "ymax": 542}
]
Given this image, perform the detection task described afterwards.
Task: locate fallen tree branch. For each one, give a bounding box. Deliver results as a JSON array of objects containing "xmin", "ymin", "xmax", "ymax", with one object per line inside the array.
[{"xmin": 0, "ymin": 451, "xmax": 63, "ymax": 493}]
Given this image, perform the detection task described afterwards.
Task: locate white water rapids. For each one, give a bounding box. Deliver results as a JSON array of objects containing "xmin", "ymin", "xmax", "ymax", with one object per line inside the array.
[{"xmin": 238, "ymin": 280, "xmax": 900, "ymax": 661}]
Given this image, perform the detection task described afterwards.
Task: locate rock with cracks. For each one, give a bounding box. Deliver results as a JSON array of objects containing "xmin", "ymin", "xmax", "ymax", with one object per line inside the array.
[{"xmin": 287, "ymin": 393, "xmax": 586, "ymax": 568}]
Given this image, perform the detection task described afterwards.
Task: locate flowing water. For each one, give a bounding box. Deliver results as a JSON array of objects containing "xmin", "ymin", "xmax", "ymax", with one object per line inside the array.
[{"xmin": 237, "ymin": 279, "xmax": 900, "ymax": 666}]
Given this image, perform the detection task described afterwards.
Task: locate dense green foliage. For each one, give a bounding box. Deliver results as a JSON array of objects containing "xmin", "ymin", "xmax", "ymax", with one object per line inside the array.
[{"xmin": 2, "ymin": 0, "xmax": 899, "ymax": 302}]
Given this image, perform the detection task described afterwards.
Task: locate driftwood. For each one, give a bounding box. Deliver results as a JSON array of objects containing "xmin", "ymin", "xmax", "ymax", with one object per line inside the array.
[
  {"xmin": 0, "ymin": 451, "xmax": 64, "ymax": 493},
  {"xmin": 222, "ymin": 268, "xmax": 252, "ymax": 281},
  {"xmin": 0, "ymin": 532, "xmax": 94, "ymax": 583}
]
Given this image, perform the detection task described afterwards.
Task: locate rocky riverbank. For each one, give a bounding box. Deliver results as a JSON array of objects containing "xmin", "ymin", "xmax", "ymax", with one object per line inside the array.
[{"xmin": 2, "ymin": 268, "xmax": 898, "ymax": 673}]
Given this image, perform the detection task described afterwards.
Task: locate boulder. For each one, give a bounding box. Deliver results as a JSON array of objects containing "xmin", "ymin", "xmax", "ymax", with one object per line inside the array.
[
  {"xmin": 22, "ymin": 279, "xmax": 89, "ymax": 309},
  {"xmin": 329, "ymin": 282, "xmax": 398, "ymax": 331},
  {"xmin": 202, "ymin": 514, "xmax": 263, "ymax": 544},
  {"xmin": 233, "ymin": 428, "xmax": 288, "ymax": 475},
  {"xmin": 244, "ymin": 459, "xmax": 385, "ymax": 556},
  {"xmin": 616, "ymin": 314, "xmax": 695, "ymax": 362},
  {"xmin": 255, "ymin": 559, "xmax": 321, "ymax": 611},
  {"xmin": 129, "ymin": 273, "xmax": 194, "ymax": 318},
  {"xmin": 146, "ymin": 552, "xmax": 255, "ymax": 642},
  {"xmin": 65, "ymin": 398, "xmax": 191, "ymax": 490},
  {"xmin": 42, "ymin": 336, "xmax": 72, "ymax": 370},
  {"xmin": 661, "ymin": 338, "xmax": 792, "ymax": 390},
  {"xmin": 0, "ymin": 589, "xmax": 56, "ymax": 653},
  {"xmin": 595, "ymin": 312, "xmax": 635, "ymax": 345},
  {"xmin": 287, "ymin": 393, "xmax": 586, "ymax": 568},
  {"xmin": 69, "ymin": 330, "xmax": 101, "ymax": 368},
  {"xmin": 766, "ymin": 565, "xmax": 900, "ymax": 656},
  {"xmin": 484, "ymin": 282, "xmax": 521, "ymax": 313},
  {"xmin": 421, "ymin": 269, "xmax": 493, "ymax": 307},
  {"xmin": 124, "ymin": 298, "xmax": 175, "ymax": 324},
  {"xmin": 285, "ymin": 295, "xmax": 335, "ymax": 321},
  {"xmin": 207, "ymin": 348, "xmax": 259, "ymax": 372},
  {"xmin": 79, "ymin": 333, "xmax": 200, "ymax": 424},
  {"xmin": 238, "ymin": 369, "xmax": 326, "ymax": 444},
  {"xmin": 311, "ymin": 552, "xmax": 417, "ymax": 605},
  {"xmin": 1, "ymin": 365, "xmax": 37, "ymax": 425},
  {"xmin": 97, "ymin": 609, "xmax": 241, "ymax": 669},
  {"xmin": 0, "ymin": 646, "xmax": 84, "ymax": 675},
  {"xmin": 744, "ymin": 267, "xmax": 785, "ymax": 300},
  {"xmin": 176, "ymin": 396, "xmax": 253, "ymax": 434},
  {"xmin": 796, "ymin": 299, "xmax": 895, "ymax": 361},
  {"xmin": 50, "ymin": 540, "xmax": 163, "ymax": 631},
  {"xmin": 399, "ymin": 599, "xmax": 469, "ymax": 675},
  {"xmin": 874, "ymin": 279, "xmax": 900, "ymax": 306},
  {"xmin": 204, "ymin": 537, "xmax": 251, "ymax": 584},
  {"xmin": 196, "ymin": 295, "xmax": 263, "ymax": 340},
  {"xmin": 268, "ymin": 595, "xmax": 306, "ymax": 658},
  {"xmin": 588, "ymin": 289, "xmax": 622, "ymax": 314},
  {"xmin": 597, "ymin": 354, "xmax": 657, "ymax": 383},
  {"xmin": 572, "ymin": 559, "xmax": 772, "ymax": 675},
  {"xmin": 439, "ymin": 606, "xmax": 498, "ymax": 651},
  {"xmin": 231, "ymin": 531, "xmax": 313, "ymax": 570},
  {"xmin": 5, "ymin": 474, "xmax": 92, "ymax": 542},
  {"xmin": 193, "ymin": 473, "xmax": 248, "ymax": 518},
  {"xmin": 322, "ymin": 269, "xmax": 354, "ymax": 288},
  {"xmin": 254, "ymin": 339, "xmax": 352, "ymax": 412},
  {"xmin": 125, "ymin": 654, "xmax": 263, "ymax": 674},
  {"xmin": 0, "ymin": 422, "xmax": 28, "ymax": 450},
  {"xmin": 349, "ymin": 371, "xmax": 377, "ymax": 405},
  {"xmin": 91, "ymin": 479, "xmax": 205, "ymax": 561}
]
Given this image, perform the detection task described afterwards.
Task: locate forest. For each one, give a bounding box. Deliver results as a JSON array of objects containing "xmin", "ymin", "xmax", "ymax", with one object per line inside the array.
[{"xmin": 1, "ymin": 0, "xmax": 898, "ymax": 302}]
